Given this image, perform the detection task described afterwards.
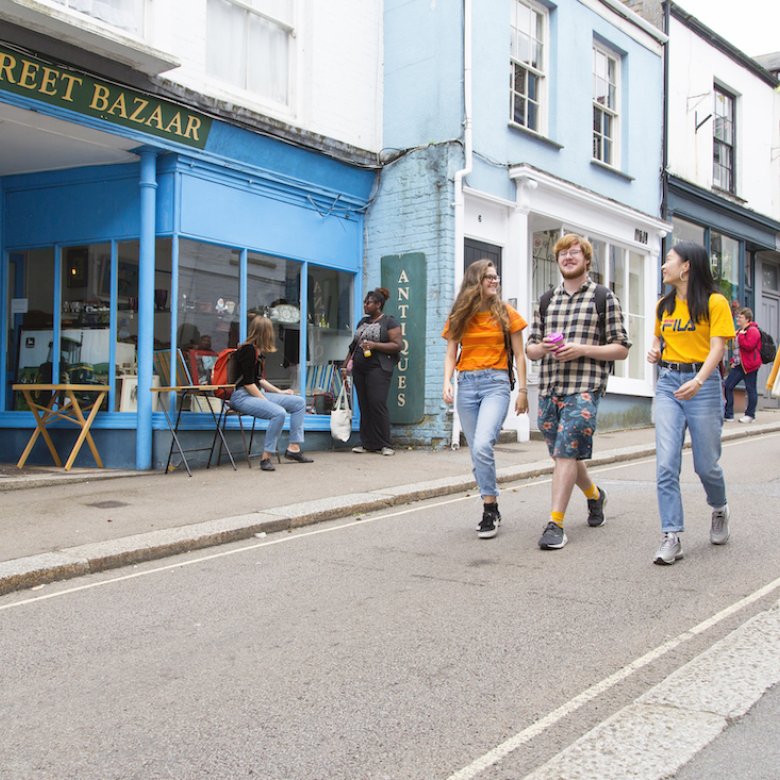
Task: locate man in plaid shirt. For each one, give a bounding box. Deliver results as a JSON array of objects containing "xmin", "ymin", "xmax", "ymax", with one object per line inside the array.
[{"xmin": 526, "ymin": 234, "xmax": 631, "ymax": 550}]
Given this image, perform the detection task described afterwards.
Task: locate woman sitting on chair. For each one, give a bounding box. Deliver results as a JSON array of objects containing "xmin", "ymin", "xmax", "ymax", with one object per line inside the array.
[{"xmin": 229, "ymin": 315, "xmax": 313, "ymax": 471}]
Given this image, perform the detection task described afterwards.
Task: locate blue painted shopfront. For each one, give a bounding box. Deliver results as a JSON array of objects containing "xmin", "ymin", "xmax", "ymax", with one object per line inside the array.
[{"xmin": 1, "ymin": 90, "xmax": 374, "ymax": 469}]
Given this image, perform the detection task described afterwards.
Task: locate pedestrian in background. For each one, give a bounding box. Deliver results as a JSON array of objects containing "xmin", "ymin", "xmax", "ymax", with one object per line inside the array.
[
  {"xmin": 342, "ymin": 287, "xmax": 402, "ymax": 456},
  {"xmin": 526, "ymin": 234, "xmax": 630, "ymax": 551},
  {"xmin": 442, "ymin": 259, "xmax": 528, "ymax": 539},
  {"xmin": 723, "ymin": 306, "xmax": 761, "ymax": 423},
  {"xmin": 647, "ymin": 241, "xmax": 735, "ymax": 565}
]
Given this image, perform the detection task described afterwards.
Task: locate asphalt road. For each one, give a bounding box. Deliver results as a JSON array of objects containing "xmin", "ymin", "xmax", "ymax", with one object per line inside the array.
[{"xmin": 2, "ymin": 432, "xmax": 779, "ymax": 779}]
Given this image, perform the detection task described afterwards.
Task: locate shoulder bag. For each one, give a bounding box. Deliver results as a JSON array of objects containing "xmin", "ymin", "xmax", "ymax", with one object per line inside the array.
[{"xmin": 330, "ymin": 381, "xmax": 353, "ymax": 441}]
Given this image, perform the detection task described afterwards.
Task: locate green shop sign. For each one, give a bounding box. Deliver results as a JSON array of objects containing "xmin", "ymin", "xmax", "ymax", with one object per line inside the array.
[
  {"xmin": 381, "ymin": 252, "xmax": 426, "ymax": 425},
  {"xmin": 0, "ymin": 44, "xmax": 211, "ymax": 149}
]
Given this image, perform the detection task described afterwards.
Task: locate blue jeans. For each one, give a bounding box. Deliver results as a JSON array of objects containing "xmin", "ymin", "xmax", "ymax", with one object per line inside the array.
[
  {"xmin": 229, "ymin": 387, "xmax": 306, "ymax": 453},
  {"xmin": 655, "ymin": 367, "xmax": 727, "ymax": 533},
  {"xmin": 457, "ymin": 369, "xmax": 511, "ymax": 498},
  {"xmin": 724, "ymin": 365, "xmax": 758, "ymax": 418}
]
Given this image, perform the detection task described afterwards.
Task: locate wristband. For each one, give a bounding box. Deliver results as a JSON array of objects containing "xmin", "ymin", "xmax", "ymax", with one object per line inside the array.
[
  {"xmin": 694, "ymin": 377, "xmax": 703, "ymax": 387},
  {"xmin": 517, "ymin": 388, "xmax": 528, "ymax": 393}
]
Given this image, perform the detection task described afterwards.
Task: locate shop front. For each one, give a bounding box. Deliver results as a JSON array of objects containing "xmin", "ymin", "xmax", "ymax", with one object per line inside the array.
[
  {"xmin": 667, "ymin": 176, "xmax": 780, "ymax": 404},
  {"xmin": 1, "ymin": 44, "xmax": 375, "ymax": 469}
]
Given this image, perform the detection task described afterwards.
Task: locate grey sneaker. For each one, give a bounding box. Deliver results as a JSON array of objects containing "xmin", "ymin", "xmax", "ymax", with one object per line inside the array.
[
  {"xmin": 710, "ymin": 506, "xmax": 730, "ymax": 545},
  {"xmin": 587, "ymin": 487, "xmax": 607, "ymax": 527},
  {"xmin": 653, "ymin": 533, "xmax": 683, "ymax": 565},
  {"xmin": 538, "ymin": 522, "xmax": 567, "ymax": 550},
  {"xmin": 476, "ymin": 509, "xmax": 501, "ymax": 539}
]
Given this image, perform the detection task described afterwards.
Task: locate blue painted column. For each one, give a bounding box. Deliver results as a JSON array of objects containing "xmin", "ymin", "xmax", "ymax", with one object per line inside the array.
[{"xmin": 136, "ymin": 148, "xmax": 158, "ymax": 469}]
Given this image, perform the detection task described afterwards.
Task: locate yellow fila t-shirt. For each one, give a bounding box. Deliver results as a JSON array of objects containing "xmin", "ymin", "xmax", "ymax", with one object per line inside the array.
[{"xmin": 654, "ymin": 293, "xmax": 735, "ymax": 363}]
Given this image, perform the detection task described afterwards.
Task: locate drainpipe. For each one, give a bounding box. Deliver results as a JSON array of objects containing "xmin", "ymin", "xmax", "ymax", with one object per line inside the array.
[
  {"xmin": 136, "ymin": 148, "xmax": 157, "ymax": 470},
  {"xmin": 450, "ymin": 0, "xmax": 472, "ymax": 450}
]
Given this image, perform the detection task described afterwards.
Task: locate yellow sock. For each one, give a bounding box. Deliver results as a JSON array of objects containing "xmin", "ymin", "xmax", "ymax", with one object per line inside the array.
[
  {"xmin": 582, "ymin": 483, "xmax": 600, "ymax": 501},
  {"xmin": 550, "ymin": 511, "xmax": 565, "ymax": 527}
]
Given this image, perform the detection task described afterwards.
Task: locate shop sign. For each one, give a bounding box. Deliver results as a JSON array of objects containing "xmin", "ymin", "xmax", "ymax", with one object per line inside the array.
[
  {"xmin": 0, "ymin": 44, "xmax": 211, "ymax": 149},
  {"xmin": 381, "ymin": 252, "xmax": 426, "ymax": 424}
]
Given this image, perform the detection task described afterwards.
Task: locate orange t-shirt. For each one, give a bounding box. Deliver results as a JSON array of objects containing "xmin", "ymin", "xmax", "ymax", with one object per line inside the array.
[{"xmin": 442, "ymin": 305, "xmax": 527, "ymax": 372}]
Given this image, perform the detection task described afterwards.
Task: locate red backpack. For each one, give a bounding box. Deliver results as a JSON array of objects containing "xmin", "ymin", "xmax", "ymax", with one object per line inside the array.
[{"xmin": 211, "ymin": 348, "xmax": 239, "ymax": 399}]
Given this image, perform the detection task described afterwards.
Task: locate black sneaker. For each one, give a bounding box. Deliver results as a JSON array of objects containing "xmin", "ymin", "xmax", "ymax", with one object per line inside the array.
[
  {"xmin": 587, "ymin": 487, "xmax": 607, "ymax": 527},
  {"xmin": 476, "ymin": 508, "xmax": 501, "ymax": 539},
  {"xmin": 538, "ymin": 521, "xmax": 567, "ymax": 549}
]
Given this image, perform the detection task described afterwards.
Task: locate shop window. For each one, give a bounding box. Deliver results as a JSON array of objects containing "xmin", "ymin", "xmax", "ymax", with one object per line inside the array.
[
  {"xmin": 206, "ymin": 0, "xmax": 294, "ymax": 108},
  {"xmin": 671, "ymin": 217, "xmax": 705, "ymax": 246},
  {"xmin": 531, "ymin": 229, "xmax": 561, "ymax": 301},
  {"xmin": 246, "ymin": 251, "xmax": 302, "ymax": 393},
  {"xmin": 306, "ymin": 267, "xmax": 353, "ymax": 414},
  {"xmin": 174, "ymin": 240, "xmax": 239, "ymax": 404},
  {"xmin": 8, "ymin": 249, "xmax": 54, "ymax": 411},
  {"xmin": 710, "ymin": 232, "xmax": 739, "ymax": 302},
  {"xmin": 529, "ymin": 231, "xmax": 648, "ymax": 383}
]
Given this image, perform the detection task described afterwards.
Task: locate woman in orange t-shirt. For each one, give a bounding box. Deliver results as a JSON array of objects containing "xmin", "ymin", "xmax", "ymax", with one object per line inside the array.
[{"xmin": 442, "ymin": 260, "xmax": 528, "ymax": 539}]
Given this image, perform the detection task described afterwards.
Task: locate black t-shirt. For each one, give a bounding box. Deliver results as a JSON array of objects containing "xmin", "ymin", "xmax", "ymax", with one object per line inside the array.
[{"xmin": 234, "ymin": 343, "xmax": 265, "ymax": 388}]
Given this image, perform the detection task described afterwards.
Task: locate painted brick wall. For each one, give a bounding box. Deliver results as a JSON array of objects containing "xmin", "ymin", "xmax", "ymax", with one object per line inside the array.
[{"xmin": 364, "ymin": 143, "xmax": 462, "ymax": 448}]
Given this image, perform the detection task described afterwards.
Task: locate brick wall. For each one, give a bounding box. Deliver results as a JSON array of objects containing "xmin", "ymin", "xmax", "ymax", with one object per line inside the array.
[{"xmin": 364, "ymin": 142, "xmax": 462, "ymax": 447}]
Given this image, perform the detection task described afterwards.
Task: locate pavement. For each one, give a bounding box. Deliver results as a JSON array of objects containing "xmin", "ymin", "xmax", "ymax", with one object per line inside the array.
[
  {"xmin": 2, "ymin": 410, "xmax": 780, "ymax": 597},
  {"xmin": 2, "ymin": 409, "xmax": 780, "ymax": 779}
]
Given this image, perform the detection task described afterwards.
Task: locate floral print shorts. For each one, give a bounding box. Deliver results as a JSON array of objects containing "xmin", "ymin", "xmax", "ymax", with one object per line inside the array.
[{"xmin": 538, "ymin": 392, "xmax": 600, "ymax": 460}]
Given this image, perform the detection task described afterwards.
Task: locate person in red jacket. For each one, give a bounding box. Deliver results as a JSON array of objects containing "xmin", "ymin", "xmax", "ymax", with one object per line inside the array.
[{"xmin": 724, "ymin": 307, "xmax": 761, "ymax": 423}]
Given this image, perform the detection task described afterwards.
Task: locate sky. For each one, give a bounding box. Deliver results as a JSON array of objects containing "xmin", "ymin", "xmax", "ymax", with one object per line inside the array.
[{"xmin": 673, "ymin": 0, "xmax": 780, "ymax": 57}]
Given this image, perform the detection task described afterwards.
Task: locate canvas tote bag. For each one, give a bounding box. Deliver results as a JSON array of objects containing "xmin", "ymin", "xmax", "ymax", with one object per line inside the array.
[{"xmin": 330, "ymin": 382, "xmax": 352, "ymax": 441}]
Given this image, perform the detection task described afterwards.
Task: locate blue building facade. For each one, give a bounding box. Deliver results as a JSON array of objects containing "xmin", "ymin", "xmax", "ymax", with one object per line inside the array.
[
  {"xmin": 0, "ymin": 41, "xmax": 375, "ymax": 469},
  {"xmin": 370, "ymin": 0, "xmax": 671, "ymax": 446}
]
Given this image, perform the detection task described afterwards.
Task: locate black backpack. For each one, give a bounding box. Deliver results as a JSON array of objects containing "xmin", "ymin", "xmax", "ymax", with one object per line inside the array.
[{"xmin": 758, "ymin": 328, "xmax": 777, "ymax": 365}]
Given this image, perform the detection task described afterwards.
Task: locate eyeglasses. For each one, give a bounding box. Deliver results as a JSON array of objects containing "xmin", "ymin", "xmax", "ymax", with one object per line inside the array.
[
  {"xmin": 483, "ymin": 274, "xmax": 500, "ymax": 282},
  {"xmin": 558, "ymin": 249, "xmax": 583, "ymax": 258}
]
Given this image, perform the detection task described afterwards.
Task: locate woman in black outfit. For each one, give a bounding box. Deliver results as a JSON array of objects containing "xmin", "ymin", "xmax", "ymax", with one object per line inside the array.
[{"xmin": 342, "ymin": 288, "xmax": 402, "ymax": 455}]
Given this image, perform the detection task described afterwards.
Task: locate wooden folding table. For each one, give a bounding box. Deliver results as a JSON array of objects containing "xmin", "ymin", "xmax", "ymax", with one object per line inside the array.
[{"xmin": 13, "ymin": 383, "xmax": 110, "ymax": 471}]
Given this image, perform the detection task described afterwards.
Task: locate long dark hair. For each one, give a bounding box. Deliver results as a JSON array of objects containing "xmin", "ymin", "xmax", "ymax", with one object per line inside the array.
[{"xmin": 656, "ymin": 241, "xmax": 718, "ymax": 325}]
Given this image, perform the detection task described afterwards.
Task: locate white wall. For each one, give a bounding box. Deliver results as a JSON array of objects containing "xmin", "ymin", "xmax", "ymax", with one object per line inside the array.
[
  {"xmin": 667, "ymin": 17, "xmax": 780, "ymax": 219},
  {"xmin": 150, "ymin": 0, "xmax": 382, "ymax": 153}
]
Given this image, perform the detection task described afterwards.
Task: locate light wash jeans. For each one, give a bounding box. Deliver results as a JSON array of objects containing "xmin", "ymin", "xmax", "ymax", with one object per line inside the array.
[
  {"xmin": 229, "ymin": 387, "xmax": 306, "ymax": 454},
  {"xmin": 457, "ymin": 369, "xmax": 511, "ymax": 499},
  {"xmin": 655, "ymin": 367, "xmax": 727, "ymax": 533}
]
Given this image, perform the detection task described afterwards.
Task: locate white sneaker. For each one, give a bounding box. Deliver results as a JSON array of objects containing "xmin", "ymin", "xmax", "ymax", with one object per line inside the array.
[
  {"xmin": 352, "ymin": 446, "xmax": 367, "ymax": 453},
  {"xmin": 738, "ymin": 415, "xmax": 755, "ymax": 423},
  {"xmin": 653, "ymin": 533, "xmax": 683, "ymax": 565},
  {"xmin": 723, "ymin": 417, "xmax": 736, "ymax": 423},
  {"xmin": 380, "ymin": 447, "xmax": 395, "ymax": 456},
  {"xmin": 710, "ymin": 506, "xmax": 730, "ymax": 545}
]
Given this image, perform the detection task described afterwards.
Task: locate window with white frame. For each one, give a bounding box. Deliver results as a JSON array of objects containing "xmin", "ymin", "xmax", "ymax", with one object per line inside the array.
[
  {"xmin": 510, "ymin": 0, "xmax": 547, "ymax": 133},
  {"xmin": 592, "ymin": 44, "xmax": 619, "ymax": 166},
  {"xmin": 50, "ymin": 0, "xmax": 145, "ymax": 37},
  {"xmin": 206, "ymin": 0, "xmax": 294, "ymax": 108},
  {"xmin": 713, "ymin": 86, "xmax": 735, "ymax": 192},
  {"xmin": 530, "ymin": 229, "xmax": 648, "ymax": 382}
]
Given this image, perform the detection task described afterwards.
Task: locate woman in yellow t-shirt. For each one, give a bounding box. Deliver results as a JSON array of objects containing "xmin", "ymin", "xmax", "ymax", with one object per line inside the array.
[
  {"xmin": 647, "ymin": 242, "xmax": 736, "ymax": 565},
  {"xmin": 442, "ymin": 259, "xmax": 528, "ymax": 539}
]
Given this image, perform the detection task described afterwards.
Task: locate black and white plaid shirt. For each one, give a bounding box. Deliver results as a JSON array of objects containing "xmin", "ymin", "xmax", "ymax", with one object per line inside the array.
[{"xmin": 527, "ymin": 279, "xmax": 631, "ymax": 397}]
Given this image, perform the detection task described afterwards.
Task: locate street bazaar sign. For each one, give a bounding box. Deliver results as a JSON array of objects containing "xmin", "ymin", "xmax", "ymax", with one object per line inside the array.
[
  {"xmin": 0, "ymin": 44, "xmax": 211, "ymax": 149},
  {"xmin": 381, "ymin": 252, "xmax": 426, "ymax": 424}
]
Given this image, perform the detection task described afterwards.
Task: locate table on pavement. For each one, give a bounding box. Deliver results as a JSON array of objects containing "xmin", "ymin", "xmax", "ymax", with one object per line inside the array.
[{"xmin": 12, "ymin": 383, "xmax": 110, "ymax": 471}]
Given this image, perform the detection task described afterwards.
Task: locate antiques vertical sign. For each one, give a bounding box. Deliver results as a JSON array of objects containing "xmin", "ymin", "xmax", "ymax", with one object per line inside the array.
[{"xmin": 381, "ymin": 252, "xmax": 426, "ymax": 424}]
